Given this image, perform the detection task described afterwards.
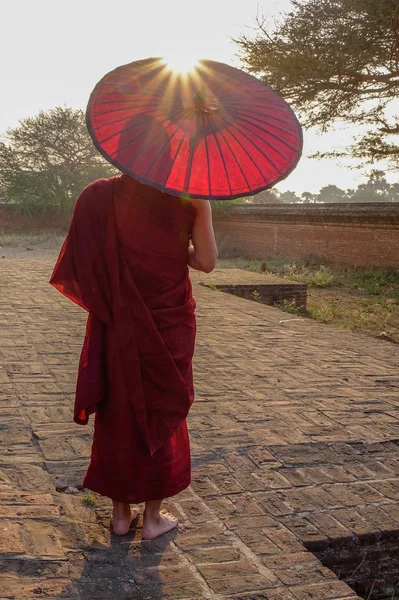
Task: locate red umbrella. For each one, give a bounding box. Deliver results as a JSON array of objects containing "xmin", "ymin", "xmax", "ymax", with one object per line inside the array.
[{"xmin": 86, "ymin": 58, "xmax": 302, "ymax": 200}]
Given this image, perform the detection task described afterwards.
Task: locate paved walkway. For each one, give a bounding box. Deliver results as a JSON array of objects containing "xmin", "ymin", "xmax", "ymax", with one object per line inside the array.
[{"xmin": 1, "ymin": 250, "xmax": 399, "ymax": 599}]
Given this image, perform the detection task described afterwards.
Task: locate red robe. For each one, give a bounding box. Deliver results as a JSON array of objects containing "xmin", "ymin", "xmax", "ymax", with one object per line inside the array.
[{"xmin": 50, "ymin": 175, "xmax": 196, "ymax": 503}]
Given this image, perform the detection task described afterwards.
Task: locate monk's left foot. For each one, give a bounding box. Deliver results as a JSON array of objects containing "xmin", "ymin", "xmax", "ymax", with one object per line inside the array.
[
  {"xmin": 111, "ymin": 502, "xmax": 140, "ymax": 535},
  {"xmin": 142, "ymin": 509, "xmax": 178, "ymax": 540}
]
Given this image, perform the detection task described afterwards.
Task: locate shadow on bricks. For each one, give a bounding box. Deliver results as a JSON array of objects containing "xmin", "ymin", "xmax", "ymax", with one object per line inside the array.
[{"xmin": 63, "ymin": 525, "xmax": 177, "ymax": 600}]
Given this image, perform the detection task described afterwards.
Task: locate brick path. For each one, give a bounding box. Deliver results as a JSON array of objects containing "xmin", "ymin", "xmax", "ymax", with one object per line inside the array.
[{"xmin": 1, "ymin": 251, "xmax": 399, "ymax": 599}]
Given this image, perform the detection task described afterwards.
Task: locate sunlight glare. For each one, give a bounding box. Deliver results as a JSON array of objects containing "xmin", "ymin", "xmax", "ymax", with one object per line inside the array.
[{"xmin": 163, "ymin": 54, "xmax": 200, "ymax": 74}]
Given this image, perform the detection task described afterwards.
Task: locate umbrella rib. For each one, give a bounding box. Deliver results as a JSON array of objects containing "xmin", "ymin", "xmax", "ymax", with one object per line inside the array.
[
  {"xmin": 226, "ymin": 118, "xmax": 283, "ymax": 177},
  {"xmin": 97, "ymin": 108, "xmax": 180, "ymax": 147},
  {"xmin": 105, "ymin": 108, "xmax": 182, "ymax": 159},
  {"xmin": 213, "ymin": 80, "xmax": 270, "ymax": 100},
  {"xmin": 228, "ymin": 106, "xmax": 299, "ymax": 128},
  {"xmin": 141, "ymin": 124, "xmax": 182, "ymax": 179},
  {"xmin": 206, "ymin": 71, "xmax": 253, "ymax": 96},
  {"xmin": 202, "ymin": 114, "xmax": 212, "ymax": 196},
  {"xmin": 217, "ymin": 112, "xmax": 282, "ymax": 177},
  {"xmin": 101, "ymin": 70, "xmax": 155, "ymax": 82},
  {"xmin": 231, "ymin": 114, "xmax": 299, "ymax": 156},
  {"xmin": 106, "ymin": 64, "xmax": 165, "ymax": 80},
  {"xmin": 93, "ymin": 97, "xmax": 176, "ymax": 107},
  {"xmin": 224, "ymin": 94, "xmax": 289, "ymax": 104},
  {"xmin": 224, "ymin": 105, "xmax": 294, "ymax": 123},
  {"xmin": 93, "ymin": 110, "xmax": 161, "ymax": 135},
  {"xmin": 101, "ymin": 71, "xmax": 163, "ymax": 82},
  {"xmin": 225, "ymin": 109, "xmax": 296, "ymax": 129},
  {"xmin": 209, "ymin": 73, "xmax": 236, "ymax": 97},
  {"xmin": 183, "ymin": 114, "xmax": 201, "ymax": 194},
  {"xmin": 98, "ymin": 84, "xmax": 176, "ymax": 100},
  {"xmin": 205, "ymin": 114, "xmax": 233, "ymax": 197},
  {"xmin": 224, "ymin": 103, "xmax": 296, "ymax": 126},
  {"xmin": 217, "ymin": 112, "xmax": 273, "ymax": 178},
  {"xmin": 213, "ymin": 117, "xmax": 253, "ymax": 193},
  {"xmin": 93, "ymin": 104, "xmax": 160, "ymax": 118},
  {"xmin": 222, "ymin": 82, "xmax": 283, "ymax": 94},
  {"xmin": 94, "ymin": 110, "xmax": 162, "ymax": 145},
  {"xmin": 162, "ymin": 132, "xmax": 187, "ymax": 189},
  {"xmin": 120, "ymin": 109, "xmax": 184, "ymax": 167},
  {"xmin": 232, "ymin": 113, "xmax": 299, "ymax": 153}
]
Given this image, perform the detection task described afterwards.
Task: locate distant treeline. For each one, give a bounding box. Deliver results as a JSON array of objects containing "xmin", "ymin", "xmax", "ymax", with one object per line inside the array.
[{"xmin": 244, "ymin": 170, "xmax": 399, "ymax": 205}]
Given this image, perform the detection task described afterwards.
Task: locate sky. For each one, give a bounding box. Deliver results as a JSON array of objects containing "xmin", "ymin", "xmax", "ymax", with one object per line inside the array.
[{"xmin": 1, "ymin": 0, "xmax": 392, "ymax": 195}]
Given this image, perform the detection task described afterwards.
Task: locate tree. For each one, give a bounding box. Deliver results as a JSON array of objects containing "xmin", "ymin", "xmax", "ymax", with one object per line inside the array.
[
  {"xmin": 279, "ymin": 190, "xmax": 302, "ymax": 203},
  {"xmin": 349, "ymin": 169, "xmax": 395, "ymax": 201},
  {"xmin": 317, "ymin": 185, "xmax": 348, "ymax": 203},
  {"xmin": 301, "ymin": 191, "xmax": 319, "ymax": 203},
  {"xmin": 0, "ymin": 107, "xmax": 116, "ymax": 214},
  {"xmin": 245, "ymin": 188, "xmax": 282, "ymax": 203},
  {"xmin": 235, "ymin": 0, "xmax": 399, "ymax": 168}
]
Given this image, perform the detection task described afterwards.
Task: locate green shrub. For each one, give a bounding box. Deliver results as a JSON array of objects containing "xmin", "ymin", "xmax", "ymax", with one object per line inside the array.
[
  {"xmin": 309, "ymin": 265, "xmax": 334, "ymax": 288},
  {"xmin": 307, "ymin": 301, "xmax": 337, "ymax": 322},
  {"xmin": 82, "ymin": 491, "xmax": 97, "ymax": 507},
  {"xmin": 280, "ymin": 298, "xmax": 303, "ymax": 315},
  {"xmin": 281, "ymin": 262, "xmax": 309, "ymax": 282},
  {"xmin": 347, "ymin": 267, "xmax": 399, "ymax": 296}
]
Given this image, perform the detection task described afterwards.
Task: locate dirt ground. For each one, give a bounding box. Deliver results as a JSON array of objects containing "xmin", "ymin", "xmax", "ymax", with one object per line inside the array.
[
  {"xmin": 306, "ymin": 286, "xmax": 399, "ymax": 343},
  {"xmin": 0, "ymin": 231, "xmax": 65, "ymax": 265}
]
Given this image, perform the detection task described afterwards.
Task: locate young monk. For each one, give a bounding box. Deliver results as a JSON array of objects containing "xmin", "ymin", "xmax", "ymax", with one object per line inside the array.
[{"xmin": 50, "ymin": 174, "xmax": 217, "ymax": 539}]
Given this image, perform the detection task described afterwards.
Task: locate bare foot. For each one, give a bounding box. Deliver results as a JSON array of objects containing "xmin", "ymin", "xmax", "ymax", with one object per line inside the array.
[
  {"xmin": 142, "ymin": 509, "xmax": 178, "ymax": 540},
  {"xmin": 111, "ymin": 503, "xmax": 140, "ymax": 535}
]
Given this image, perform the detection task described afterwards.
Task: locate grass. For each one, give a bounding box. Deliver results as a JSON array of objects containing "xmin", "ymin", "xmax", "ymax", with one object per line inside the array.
[
  {"xmin": 81, "ymin": 491, "xmax": 97, "ymax": 507},
  {"xmin": 311, "ymin": 265, "xmax": 334, "ymax": 288},
  {"xmin": 279, "ymin": 298, "xmax": 304, "ymax": 316},
  {"xmin": 217, "ymin": 258, "xmax": 399, "ymax": 343},
  {"xmin": 307, "ymin": 299, "xmax": 337, "ymax": 323}
]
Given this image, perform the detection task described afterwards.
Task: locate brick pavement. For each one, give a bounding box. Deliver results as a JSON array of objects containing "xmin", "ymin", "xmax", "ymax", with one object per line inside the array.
[{"xmin": 1, "ymin": 250, "xmax": 399, "ymax": 599}]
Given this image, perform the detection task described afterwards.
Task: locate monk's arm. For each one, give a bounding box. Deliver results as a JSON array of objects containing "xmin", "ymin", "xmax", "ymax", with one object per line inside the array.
[{"xmin": 188, "ymin": 200, "xmax": 218, "ymax": 273}]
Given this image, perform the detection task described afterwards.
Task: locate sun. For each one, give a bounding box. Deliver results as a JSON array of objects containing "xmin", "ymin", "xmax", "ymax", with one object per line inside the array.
[{"xmin": 163, "ymin": 54, "xmax": 200, "ymax": 74}]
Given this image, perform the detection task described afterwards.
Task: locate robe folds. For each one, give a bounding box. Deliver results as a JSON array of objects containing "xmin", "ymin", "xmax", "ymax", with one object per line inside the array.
[{"xmin": 50, "ymin": 175, "xmax": 197, "ymax": 503}]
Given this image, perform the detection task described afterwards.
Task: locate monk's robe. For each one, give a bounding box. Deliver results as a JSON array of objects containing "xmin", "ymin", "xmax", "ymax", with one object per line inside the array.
[{"xmin": 50, "ymin": 175, "xmax": 196, "ymax": 503}]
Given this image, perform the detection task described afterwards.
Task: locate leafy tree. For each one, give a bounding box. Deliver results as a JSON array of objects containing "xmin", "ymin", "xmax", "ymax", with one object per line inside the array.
[
  {"xmin": 279, "ymin": 190, "xmax": 302, "ymax": 203},
  {"xmin": 301, "ymin": 191, "xmax": 319, "ymax": 203},
  {"xmin": 349, "ymin": 169, "xmax": 396, "ymax": 201},
  {"xmin": 317, "ymin": 184, "xmax": 348, "ymax": 203},
  {"xmin": 388, "ymin": 181, "xmax": 399, "ymax": 201},
  {"xmin": 235, "ymin": 0, "xmax": 399, "ymax": 168},
  {"xmin": 245, "ymin": 188, "xmax": 282, "ymax": 203},
  {"xmin": 0, "ymin": 107, "xmax": 116, "ymax": 214}
]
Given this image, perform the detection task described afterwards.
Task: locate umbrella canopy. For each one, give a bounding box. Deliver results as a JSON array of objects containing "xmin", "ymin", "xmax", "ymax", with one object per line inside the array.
[{"xmin": 86, "ymin": 58, "xmax": 302, "ymax": 200}]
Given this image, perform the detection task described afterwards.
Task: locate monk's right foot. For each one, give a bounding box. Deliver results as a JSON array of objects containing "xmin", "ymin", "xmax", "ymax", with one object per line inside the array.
[
  {"xmin": 111, "ymin": 503, "xmax": 140, "ymax": 535},
  {"xmin": 142, "ymin": 509, "xmax": 178, "ymax": 540}
]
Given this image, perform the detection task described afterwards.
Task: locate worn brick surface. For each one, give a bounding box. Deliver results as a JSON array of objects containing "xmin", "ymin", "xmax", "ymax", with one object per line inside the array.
[{"xmin": 1, "ymin": 252, "xmax": 399, "ymax": 598}]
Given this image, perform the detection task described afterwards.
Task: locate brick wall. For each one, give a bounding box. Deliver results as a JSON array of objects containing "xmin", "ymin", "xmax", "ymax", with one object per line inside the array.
[
  {"xmin": 213, "ymin": 203, "xmax": 399, "ymax": 268},
  {"xmin": 202, "ymin": 282, "xmax": 307, "ymax": 308}
]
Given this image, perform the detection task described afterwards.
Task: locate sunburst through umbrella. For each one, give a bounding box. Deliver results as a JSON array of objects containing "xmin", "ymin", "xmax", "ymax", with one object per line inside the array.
[{"xmin": 86, "ymin": 57, "xmax": 303, "ymax": 200}]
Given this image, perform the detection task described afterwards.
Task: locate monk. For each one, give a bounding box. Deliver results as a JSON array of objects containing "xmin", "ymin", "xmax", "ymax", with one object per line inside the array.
[{"xmin": 50, "ymin": 174, "xmax": 217, "ymax": 538}]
